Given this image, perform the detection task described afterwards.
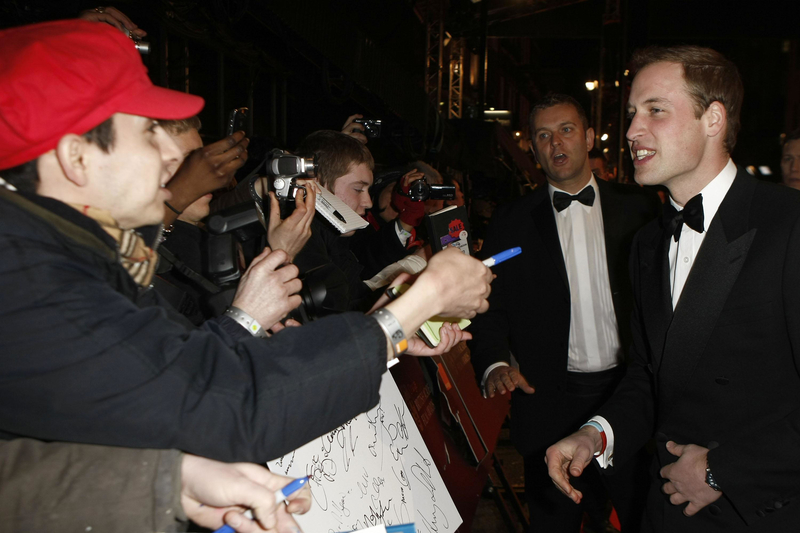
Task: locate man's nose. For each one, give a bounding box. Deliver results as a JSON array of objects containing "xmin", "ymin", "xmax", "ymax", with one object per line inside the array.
[
  {"xmin": 626, "ymin": 114, "xmax": 643, "ymax": 143},
  {"xmin": 158, "ymin": 129, "xmax": 182, "ymax": 174}
]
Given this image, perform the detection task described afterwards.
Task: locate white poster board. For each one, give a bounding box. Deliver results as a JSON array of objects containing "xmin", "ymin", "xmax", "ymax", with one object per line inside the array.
[{"xmin": 268, "ymin": 373, "xmax": 462, "ymax": 533}]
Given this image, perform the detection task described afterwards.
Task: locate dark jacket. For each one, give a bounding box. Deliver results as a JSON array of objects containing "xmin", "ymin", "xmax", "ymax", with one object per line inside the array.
[
  {"xmin": 0, "ymin": 187, "xmax": 386, "ymax": 463},
  {"xmin": 0, "ymin": 438, "xmax": 186, "ymax": 533},
  {"xmin": 468, "ymin": 179, "xmax": 661, "ymax": 455},
  {"xmin": 597, "ymin": 171, "xmax": 800, "ymax": 532}
]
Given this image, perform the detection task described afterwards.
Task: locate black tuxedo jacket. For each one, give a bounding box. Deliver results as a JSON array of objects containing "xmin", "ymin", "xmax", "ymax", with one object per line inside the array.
[
  {"xmin": 597, "ymin": 169, "xmax": 800, "ymax": 532},
  {"xmin": 469, "ymin": 178, "xmax": 660, "ymax": 455}
]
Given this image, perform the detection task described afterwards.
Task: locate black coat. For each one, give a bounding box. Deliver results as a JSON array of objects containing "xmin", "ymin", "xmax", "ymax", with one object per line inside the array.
[
  {"xmin": 597, "ymin": 169, "xmax": 800, "ymax": 531},
  {"xmin": 0, "ymin": 188, "xmax": 386, "ymax": 463},
  {"xmin": 468, "ymin": 178, "xmax": 660, "ymax": 455}
]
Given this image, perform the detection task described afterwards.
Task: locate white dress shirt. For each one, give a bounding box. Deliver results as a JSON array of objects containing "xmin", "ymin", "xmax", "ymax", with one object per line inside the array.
[
  {"xmin": 482, "ymin": 176, "xmax": 622, "ymax": 393},
  {"xmin": 591, "ymin": 159, "xmax": 737, "ymax": 468}
]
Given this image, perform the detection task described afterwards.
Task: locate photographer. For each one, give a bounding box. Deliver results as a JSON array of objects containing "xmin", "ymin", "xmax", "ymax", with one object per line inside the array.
[
  {"xmin": 0, "ymin": 20, "xmax": 492, "ymax": 464},
  {"xmin": 156, "ymin": 117, "xmax": 315, "ymax": 325}
]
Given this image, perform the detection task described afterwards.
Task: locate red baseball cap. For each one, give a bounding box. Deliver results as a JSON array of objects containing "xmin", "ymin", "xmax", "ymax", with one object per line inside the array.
[{"xmin": 0, "ymin": 19, "xmax": 205, "ymax": 170}]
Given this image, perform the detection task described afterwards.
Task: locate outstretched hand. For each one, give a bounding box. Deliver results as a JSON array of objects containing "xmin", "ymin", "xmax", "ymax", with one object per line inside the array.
[
  {"xmin": 267, "ymin": 182, "xmax": 316, "ymax": 261},
  {"xmin": 341, "ymin": 113, "xmax": 367, "ymax": 144},
  {"xmin": 181, "ymin": 454, "xmax": 311, "ymax": 532},
  {"xmin": 545, "ymin": 427, "xmax": 604, "ymax": 504},
  {"xmin": 79, "ymin": 6, "xmax": 147, "ymax": 38},
  {"xmin": 660, "ymin": 441, "xmax": 722, "ymax": 516},
  {"xmin": 485, "ymin": 366, "xmax": 535, "ymax": 397},
  {"xmin": 165, "ymin": 132, "xmax": 249, "ymax": 224},
  {"xmin": 406, "ymin": 322, "xmax": 472, "ymax": 356},
  {"xmin": 231, "ymin": 248, "xmax": 301, "ymax": 331}
]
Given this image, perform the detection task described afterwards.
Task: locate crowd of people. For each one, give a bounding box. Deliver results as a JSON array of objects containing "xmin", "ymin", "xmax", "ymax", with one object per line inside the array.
[{"xmin": 0, "ymin": 6, "xmax": 798, "ymax": 533}]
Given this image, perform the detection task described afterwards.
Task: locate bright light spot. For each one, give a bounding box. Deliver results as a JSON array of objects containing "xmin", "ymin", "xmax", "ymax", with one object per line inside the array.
[
  {"xmin": 489, "ymin": 107, "xmax": 495, "ymax": 111},
  {"xmin": 624, "ymin": 69, "xmax": 629, "ymax": 76},
  {"xmin": 746, "ymin": 166, "xmax": 756, "ymax": 175},
  {"xmin": 603, "ymin": 148, "xmax": 609, "ymax": 153},
  {"xmin": 585, "ymin": 81, "xmax": 596, "ymax": 91},
  {"xmin": 614, "ymin": 80, "xmax": 620, "ymax": 87},
  {"xmin": 601, "ymin": 133, "xmax": 609, "ymax": 141},
  {"xmin": 759, "ymin": 166, "xmax": 772, "ymax": 175}
]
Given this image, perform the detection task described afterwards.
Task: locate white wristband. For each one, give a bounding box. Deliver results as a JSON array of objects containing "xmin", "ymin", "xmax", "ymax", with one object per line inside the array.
[
  {"xmin": 372, "ymin": 308, "xmax": 408, "ymax": 359},
  {"xmin": 225, "ymin": 306, "xmax": 268, "ymax": 338}
]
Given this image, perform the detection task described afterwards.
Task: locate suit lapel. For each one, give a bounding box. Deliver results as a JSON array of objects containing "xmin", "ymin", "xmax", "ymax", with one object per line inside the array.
[
  {"xmin": 657, "ymin": 170, "xmax": 757, "ymax": 417},
  {"xmin": 638, "ymin": 224, "xmax": 674, "ymax": 373},
  {"xmin": 530, "ymin": 188, "xmax": 569, "ymax": 290}
]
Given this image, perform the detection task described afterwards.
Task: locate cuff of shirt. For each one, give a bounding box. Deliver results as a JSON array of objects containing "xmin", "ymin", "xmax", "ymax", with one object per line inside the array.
[
  {"xmin": 481, "ymin": 361, "xmax": 510, "ymax": 398},
  {"xmin": 587, "ymin": 415, "xmax": 615, "ymax": 468},
  {"xmin": 395, "ymin": 219, "xmax": 413, "ymax": 246}
]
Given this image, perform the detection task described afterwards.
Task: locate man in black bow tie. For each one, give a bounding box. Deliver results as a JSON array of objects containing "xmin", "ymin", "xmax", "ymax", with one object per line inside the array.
[
  {"xmin": 547, "ymin": 45, "xmax": 800, "ymax": 533},
  {"xmin": 469, "ymin": 93, "xmax": 659, "ymax": 532}
]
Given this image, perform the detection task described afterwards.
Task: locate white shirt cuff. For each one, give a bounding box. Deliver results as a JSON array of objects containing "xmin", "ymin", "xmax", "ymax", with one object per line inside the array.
[
  {"xmin": 587, "ymin": 415, "xmax": 615, "ymax": 468},
  {"xmin": 394, "ymin": 220, "xmax": 412, "ymax": 246},
  {"xmin": 481, "ymin": 362, "xmax": 510, "ymax": 398}
]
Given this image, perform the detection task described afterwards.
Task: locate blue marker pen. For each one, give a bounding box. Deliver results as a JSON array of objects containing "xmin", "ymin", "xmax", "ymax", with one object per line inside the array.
[
  {"xmin": 212, "ymin": 476, "xmax": 309, "ymax": 533},
  {"xmin": 482, "ymin": 246, "xmax": 522, "ymax": 267}
]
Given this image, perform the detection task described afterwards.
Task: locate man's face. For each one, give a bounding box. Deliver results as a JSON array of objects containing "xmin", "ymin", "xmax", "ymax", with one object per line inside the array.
[
  {"xmin": 626, "ymin": 62, "xmax": 710, "ymax": 192},
  {"xmin": 331, "ymin": 162, "xmax": 373, "ymax": 216},
  {"xmin": 88, "ymin": 113, "xmax": 181, "ymax": 229},
  {"xmin": 781, "ymin": 139, "xmax": 800, "ymax": 190},
  {"xmin": 168, "ymin": 128, "xmax": 211, "ymax": 223},
  {"xmin": 531, "ymin": 103, "xmax": 594, "ymax": 191}
]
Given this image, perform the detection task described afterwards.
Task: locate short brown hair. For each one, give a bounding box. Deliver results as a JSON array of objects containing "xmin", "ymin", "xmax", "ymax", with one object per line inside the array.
[
  {"xmin": 529, "ymin": 93, "xmax": 589, "ymax": 133},
  {"xmin": 1, "ymin": 118, "xmax": 114, "ymax": 194},
  {"xmin": 295, "ymin": 130, "xmax": 374, "ymax": 189},
  {"xmin": 630, "ymin": 45, "xmax": 743, "ymax": 153},
  {"xmin": 159, "ymin": 116, "xmax": 202, "ymax": 136}
]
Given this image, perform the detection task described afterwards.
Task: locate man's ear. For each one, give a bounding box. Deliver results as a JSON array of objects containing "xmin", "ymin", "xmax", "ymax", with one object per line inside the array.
[
  {"xmin": 585, "ymin": 127, "xmax": 595, "ymax": 151},
  {"xmin": 704, "ymin": 101, "xmax": 727, "ymax": 141},
  {"xmin": 54, "ymin": 134, "xmax": 91, "ymax": 188}
]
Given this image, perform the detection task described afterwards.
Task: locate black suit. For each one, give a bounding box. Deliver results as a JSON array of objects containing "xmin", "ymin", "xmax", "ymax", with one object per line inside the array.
[
  {"xmin": 597, "ymin": 169, "xmax": 800, "ymax": 532},
  {"xmin": 469, "ymin": 178, "xmax": 659, "ymax": 530}
]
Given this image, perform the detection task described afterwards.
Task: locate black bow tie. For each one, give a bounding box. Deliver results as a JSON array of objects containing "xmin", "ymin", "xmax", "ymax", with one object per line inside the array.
[
  {"xmin": 663, "ymin": 193, "xmax": 704, "ymax": 242},
  {"xmin": 552, "ymin": 186, "xmax": 596, "ymax": 212}
]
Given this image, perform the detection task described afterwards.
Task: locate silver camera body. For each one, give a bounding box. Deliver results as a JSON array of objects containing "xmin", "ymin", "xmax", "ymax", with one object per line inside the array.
[{"xmin": 268, "ymin": 150, "xmax": 318, "ymax": 200}]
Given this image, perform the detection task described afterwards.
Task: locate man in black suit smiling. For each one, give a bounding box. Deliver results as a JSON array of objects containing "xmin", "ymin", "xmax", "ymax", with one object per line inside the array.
[
  {"xmin": 469, "ymin": 94, "xmax": 658, "ymax": 532},
  {"xmin": 547, "ymin": 45, "xmax": 800, "ymax": 532}
]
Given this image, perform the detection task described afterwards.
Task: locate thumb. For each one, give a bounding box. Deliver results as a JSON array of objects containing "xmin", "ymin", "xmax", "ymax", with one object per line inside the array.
[
  {"xmin": 666, "ymin": 440, "xmax": 684, "ymax": 457},
  {"xmin": 516, "ymin": 373, "xmax": 536, "ymax": 394}
]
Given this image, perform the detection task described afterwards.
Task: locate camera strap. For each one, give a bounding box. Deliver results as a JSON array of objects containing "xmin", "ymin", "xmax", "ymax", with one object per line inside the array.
[{"xmin": 157, "ymin": 245, "xmax": 222, "ymax": 295}]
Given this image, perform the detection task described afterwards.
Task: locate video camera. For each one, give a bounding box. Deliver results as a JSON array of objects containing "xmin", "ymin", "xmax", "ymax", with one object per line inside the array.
[
  {"xmin": 401, "ymin": 177, "xmax": 456, "ymax": 202},
  {"xmin": 268, "ymin": 149, "xmax": 318, "ymax": 201}
]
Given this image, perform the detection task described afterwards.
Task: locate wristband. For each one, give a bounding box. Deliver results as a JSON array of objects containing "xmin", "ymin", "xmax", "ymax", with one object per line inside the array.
[
  {"xmin": 705, "ymin": 464, "xmax": 722, "ymax": 492},
  {"xmin": 225, "ymin": 306, "xmax": 268, "ymax": 338},
  {"xmin": 580, "ymin": 421, "xmax": 607, "ymax": 456},
  {"xmin": 372, "ymin": 308, "xmax": 408, "ymax": 359},
  {"xmin": 164, "ymin": 201, "xmax": 183, "ymax": 215}
]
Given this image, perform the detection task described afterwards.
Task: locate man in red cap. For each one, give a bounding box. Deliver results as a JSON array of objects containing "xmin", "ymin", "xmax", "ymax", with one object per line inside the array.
[{"xmin": 0, "ymin": 17, "xmax": 492, "ymax": 466}]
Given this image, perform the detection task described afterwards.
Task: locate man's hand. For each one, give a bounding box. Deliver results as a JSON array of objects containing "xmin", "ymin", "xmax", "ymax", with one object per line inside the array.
[
  {"xmin": 406, "ymin": 322, "xmax": 472, "ymax": 356},
  {"xmin": 341, "ymin": 113, "xmax": 367, "ymax": 144},
  {"xmin": 267, "ymin": 182, "xmax": 316, "ymax": 261},
  {"xmin": 418, "ymin": 248, "xmax": 492, "ymax": 319},
  {"xmin": 545, "ymin": 427, "xmax": 604, "ymax": 504},
  {"xmin": 79, "ymin": 7, "xmax": 147, "ymax": 39},
  {"xmin": 660, "ymin": 441, "xmax": 722, "ymax": 516},
  {"xmin": 485, "ymin": 366, "xmax": 535, "ymax": 398},
  {"xmin": 231, "ymin": 248, "xmax": 302, "ymax": 331},
  {"xmin": 181, "ymin": 454, "xmax": 311, "ymax": 532},
  {"xmin": 164, "ymin": 132, "xmax": 249, "ymax": 224}
]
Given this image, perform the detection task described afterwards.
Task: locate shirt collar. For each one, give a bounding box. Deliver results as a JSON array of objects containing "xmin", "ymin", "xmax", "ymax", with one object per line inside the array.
[{"xmin": 668, "ymin": 158, "xmax": 736, "ymax": 232}]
